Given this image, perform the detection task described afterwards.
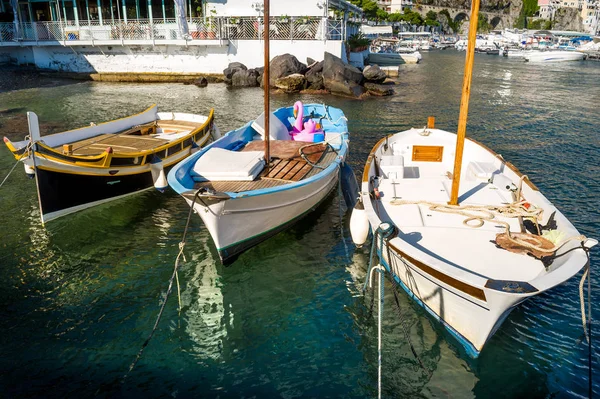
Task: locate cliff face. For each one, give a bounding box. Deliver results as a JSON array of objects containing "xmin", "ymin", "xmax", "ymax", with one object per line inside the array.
[
  {"xmin": 552, "ymin": 8, "xmax": 584, "ymax": 31},
  {"xmin": 418, "ymin": 0, "xmax": 514, "ymax": 14}
]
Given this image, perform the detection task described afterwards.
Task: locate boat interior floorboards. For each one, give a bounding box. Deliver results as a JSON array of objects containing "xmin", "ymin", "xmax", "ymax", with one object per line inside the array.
[{"xmin": 192, "ymin": 142, "xmax": 337, "ymax": 193}]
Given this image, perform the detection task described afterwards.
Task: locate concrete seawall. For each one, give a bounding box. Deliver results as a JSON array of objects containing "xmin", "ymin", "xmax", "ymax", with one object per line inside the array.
[{"xmin": 0, "ymin": 40, "xmax": 346, "ymax": 75}]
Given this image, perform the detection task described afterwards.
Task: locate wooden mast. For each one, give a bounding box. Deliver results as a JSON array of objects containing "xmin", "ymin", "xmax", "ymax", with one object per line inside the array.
[
  {"xmin": 263, "ymin": 0, "xmax": 270, "ymax": 167},
  {"xmin": 449, "ymin": 0, "xmax": 481, "ymax": 205}
]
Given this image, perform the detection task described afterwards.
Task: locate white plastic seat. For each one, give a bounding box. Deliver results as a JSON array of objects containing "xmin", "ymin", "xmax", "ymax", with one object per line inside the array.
[
  {"xmin": 466, "ymin": 161, "xmax": 498, "ymax": 181},
  {"xmin": 191, "ymin": 148, "xmax": 265, "ymax": 181},
  {"xmin": 380, "ymin": 154, "xmax": 404, "ymax": 179}
]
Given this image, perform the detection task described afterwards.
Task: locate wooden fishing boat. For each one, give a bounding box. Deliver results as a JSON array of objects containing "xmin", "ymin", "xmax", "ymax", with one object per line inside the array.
[
  {"xmin": 167, "ymin": 102, "xmax": 349, "ymax": 264},
  {"xmin": 3, "ymin": 105, "xmax": 217, "ymax": 223},
  {"xmin": 351, "ymin": 0, "xmax": 597, "ymax": 357}
]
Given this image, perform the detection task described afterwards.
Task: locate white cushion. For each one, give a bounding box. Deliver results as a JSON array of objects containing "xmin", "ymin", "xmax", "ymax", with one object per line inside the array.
[{"xmin": 191, "ymin": 148, "xmax": 265, "ymax": 181}]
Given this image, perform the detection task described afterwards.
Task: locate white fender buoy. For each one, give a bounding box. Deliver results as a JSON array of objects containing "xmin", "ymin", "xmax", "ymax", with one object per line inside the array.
[
  {"xmin": 150, "ymin": 158, "xmax": 167, "ymax": 192},
  {"xmin": 350, "ymin": 199, "xmax": 369, "ymax": 247},
  {"xmin": 23, "ymin": 162, "xmax": 35, "ymax": 178}
]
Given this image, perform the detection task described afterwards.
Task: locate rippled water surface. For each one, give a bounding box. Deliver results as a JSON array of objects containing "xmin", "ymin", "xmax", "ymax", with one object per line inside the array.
[{"xmin": 0, "ymin": 51, "xmax": 599, "ymax": 398}]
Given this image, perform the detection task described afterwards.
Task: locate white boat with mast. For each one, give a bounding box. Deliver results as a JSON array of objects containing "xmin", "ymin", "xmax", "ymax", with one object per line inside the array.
[
  {"xmin": 351, "ymin": 0, "xmax": 597, "ymax": 356},
  {"xmin": 167, "ymin": 0, "xmax": 351, "ymax": 264}
]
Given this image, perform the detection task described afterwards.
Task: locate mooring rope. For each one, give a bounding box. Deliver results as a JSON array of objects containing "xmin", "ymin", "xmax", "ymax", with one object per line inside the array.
[
  {"xmin": 123, "ymin": 190, "xmax": 201, "ymax": 381},
  {"xmin": 579, "ymin": 247, "xmax": 592, "ymax": 344},
  {"xmin": 0, "ymin": 140, "xmax": 33, "ymax": 189},
  {"xmin": 337, "ymin": 165, "xmax": 350, "ymax": 261},
  {"xmin": 366, "ymin": 263, "xmax": 385, "ymax": 399},
  {"xmin": 0, "ymin": 157, "xmax": 22, "ymax": 189}
]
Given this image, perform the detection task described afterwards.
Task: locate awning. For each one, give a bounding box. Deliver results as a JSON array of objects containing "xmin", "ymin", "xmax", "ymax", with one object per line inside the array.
[{"xmin": 360, "ymin": 25, "xmax": 393, "ymax": 35}]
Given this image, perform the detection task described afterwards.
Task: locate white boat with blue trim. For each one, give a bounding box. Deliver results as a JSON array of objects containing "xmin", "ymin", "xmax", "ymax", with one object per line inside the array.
[
  {"xmin": 523, "ymin": 50, "xmax": 586, "ymax": 62},
  {"xmin": 167, "ymin": 102, "xmax": 349, "ymax": 264}
]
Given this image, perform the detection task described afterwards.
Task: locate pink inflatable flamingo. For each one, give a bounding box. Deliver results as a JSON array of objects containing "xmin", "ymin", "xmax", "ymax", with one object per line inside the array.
[{"xmin": 292, "ymin": 101, "xmax": 304, "ymax": 133}]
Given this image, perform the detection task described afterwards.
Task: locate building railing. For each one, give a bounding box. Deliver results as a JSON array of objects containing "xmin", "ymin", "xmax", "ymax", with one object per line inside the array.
[{"xmin": 0, "ymin": 17, "xmax": 346, "ymax": 43}]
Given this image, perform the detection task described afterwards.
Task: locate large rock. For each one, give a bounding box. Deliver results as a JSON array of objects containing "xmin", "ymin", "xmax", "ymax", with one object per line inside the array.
[
  {"xmin": 305, "ymin": 60, "xmax": 324, "ymax": 90},
  {"xmin": 362, "ymin": 65, "xmax": 387, "ymax": 83},
  {"xmin": 322, "ymin": 52, "xmax": 365, "ymax": 97},
  {"xmin": 193, "ymin": 77, "xmax": 208, "ymax": 87},
  {"xmin": 364, "ymin": 82, "xmax": 394, "ymax": 96},
  {"xmin": 275, "ymin": 73, "xmax": 307, "ymax": 93},
  {"xmin": 223, "ymin": 62, "xmax": 248, "ymax": 85},
  {"xmin": 232, "ymin": 69, "xmax": 260, "ymax": 87},
  {"xmin": 326, "ymin": 80, "xmax": 366, "ymax": 98},
  {"xmin": 268, "ymin": 54, "xmax": 307, "ymax": 86},
  {"xmin": 322, "ymin": 52, "xmax": 364, "ymax": 85}
]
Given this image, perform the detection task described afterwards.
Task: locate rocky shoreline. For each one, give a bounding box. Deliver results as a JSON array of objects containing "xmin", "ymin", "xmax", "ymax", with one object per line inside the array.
[
  {"xmin": 0, "ymin": 65, "xmax": 82, "ymax": 94},
  {"xmin": 219, "ymin": 52, "xmax": 396, "ymax": 98}
]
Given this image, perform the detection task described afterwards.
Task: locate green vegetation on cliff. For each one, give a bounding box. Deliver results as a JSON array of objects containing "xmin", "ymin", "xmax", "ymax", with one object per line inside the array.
[{"xmin": 514, "ymin": 0, "xmax": 539, "ymax": 28}]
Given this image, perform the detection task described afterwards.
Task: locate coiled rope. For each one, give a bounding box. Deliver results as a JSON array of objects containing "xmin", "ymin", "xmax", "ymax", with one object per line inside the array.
[
  {"xmin": 321, "ymin": 103, "xmax": 349, "ymax": 126},
  {"xmin": 123, "ymin": 190, "xmax": 200, "ymax": 381},
  {"xmin": 389, "ymin": 199, "xmax": 585, "ymax": 256}
]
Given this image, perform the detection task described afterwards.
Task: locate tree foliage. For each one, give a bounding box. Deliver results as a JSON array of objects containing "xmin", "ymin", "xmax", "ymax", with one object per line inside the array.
[
  {"xmin": 478, "ymin": 14, "xmax": 491, "ymax": 32},
  {"xmin": 514, "ymin": 0, "xmax": 539, "ymax": 28},
  {"xmin": 439, "ymin": 9, "xmax": 462, "ymax": 33}
]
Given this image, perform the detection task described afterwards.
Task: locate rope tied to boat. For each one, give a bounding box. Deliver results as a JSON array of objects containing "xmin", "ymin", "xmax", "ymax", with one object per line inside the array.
[
  {"xmin": 579, "ymin": 246, "xmax": 592, "ymax": 343},
  {"xmin": 0, "ymin": 140, "xmax": 34, "ymax": 189},
  {"xmin": 363, "ymin": 223, "xmax": 430, "ymax": 397},
  {"xmin": 389, "ymin": 199, "xmax": 586, "ymax": 257},
  {"xmin": 123, "ymin": 190, "xmax": 201, "ymax": 381}
]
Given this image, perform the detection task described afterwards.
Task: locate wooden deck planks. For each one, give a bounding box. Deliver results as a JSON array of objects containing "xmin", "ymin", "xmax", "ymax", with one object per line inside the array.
[
  {"xmin": 192, "ymin": 144, "xmax": 337, "ymax": 193},
  {"xmin": 194, "ymin": 178, "xmax": 290, "ymax": 193},
  {"xmin": 66, "ymin": 133, "xmax": 170, "ymax": 155}
]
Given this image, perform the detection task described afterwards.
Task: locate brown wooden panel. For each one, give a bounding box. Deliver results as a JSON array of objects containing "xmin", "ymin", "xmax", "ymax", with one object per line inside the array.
[
  {"xmin": 290, "ymin": 163, "xmax": 313, "ymax": 181},
  {"xmin": 267, "ymin": 159, "xmax": 287, "ymax": 178},
  {"xmin": 412, "ymin": 145, "xmax": 444, "ymax": 162},
  {"xmin": 388, "ymin": 242, "xmax": 487, "ymax": 302},
  {"xmin": 243, "ymin": 140, "xmax": 326, "ymax": 163},
  {"xmin": 274, "ymin": 160, "xmax": 298, "ymax": 179},
  {"xmin": 283, "ymin": 160, "xmax": 306, "ymax": 180}
]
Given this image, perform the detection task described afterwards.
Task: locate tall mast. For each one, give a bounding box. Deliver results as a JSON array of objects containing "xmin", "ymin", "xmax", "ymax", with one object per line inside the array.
[
  {"xmin": 263, "ymin": 0, "xmax": 270, "ymax": 166},
  {"xmin": 449, "ymin": 0, "xmax": 481, "ymax": 205}
]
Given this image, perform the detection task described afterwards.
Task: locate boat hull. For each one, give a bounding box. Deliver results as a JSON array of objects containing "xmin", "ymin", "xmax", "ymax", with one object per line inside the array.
[
  {"xmin": 360, "ymin": 127, "xmax": 592, "ymax": 356},
  {"xmin": 524, "ymin": 50, "xmax": 585, "ymax": 62},
  {"xmin": 188, "ymin": 167, "xmax": 339, "ymax": 263},
  {"xmin": 368, "ymin": 52, "xmax": 421, "ymax": 65},
  {"xmin": 377, "ymin": 238, "xmax": 526, "ymax": 356},
  {"xmin": 33, "ymin": 162, "xmax": 174, "ymax": 223}
]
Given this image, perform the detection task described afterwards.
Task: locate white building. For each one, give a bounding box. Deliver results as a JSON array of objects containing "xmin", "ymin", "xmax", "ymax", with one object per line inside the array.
[
  {"xmin": 0, "ymin": 0, "xmax": 363, "ymax": 75},
  {"xmin": 376, "ymin": 0, "xmax": 413, "ymax": 14}
]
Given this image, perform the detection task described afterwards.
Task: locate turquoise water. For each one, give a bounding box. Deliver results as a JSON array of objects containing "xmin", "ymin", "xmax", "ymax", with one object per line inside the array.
[{"xmin": 0, "ymin": 51, "xmax": 598, "ymax": 398}]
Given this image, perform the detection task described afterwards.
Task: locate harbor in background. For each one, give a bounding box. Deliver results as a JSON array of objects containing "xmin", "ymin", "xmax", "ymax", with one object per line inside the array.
[{"xmin": 0, "ymin": 50, "xmax": 598, "ymax": 397}]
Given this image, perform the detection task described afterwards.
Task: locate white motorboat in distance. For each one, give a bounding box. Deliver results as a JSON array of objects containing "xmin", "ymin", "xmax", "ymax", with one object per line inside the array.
[
  {"xmin": 368, "ymin": 51, "xmax": 422, "ymax": 65},
  {"xmin": 167, "ymin": 102, "xmax": 349, "ymax": 264},
  {"xmin": 524, "ymin": 50, "xmax": 586, "ymax": 62},
  {"xmin": 354, "ymin": 122, "xmax": 596, "ymax": 356}
]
